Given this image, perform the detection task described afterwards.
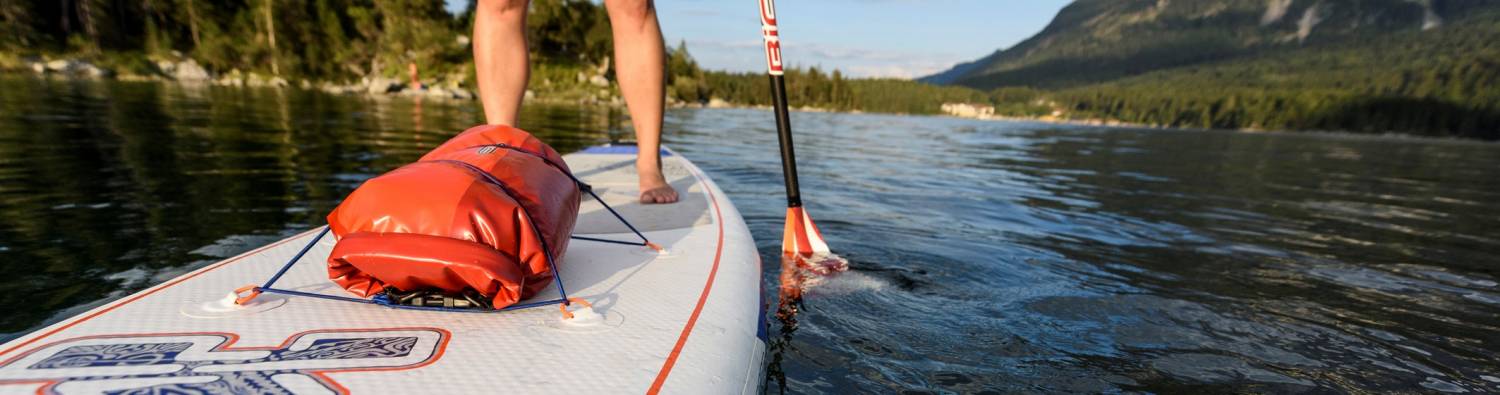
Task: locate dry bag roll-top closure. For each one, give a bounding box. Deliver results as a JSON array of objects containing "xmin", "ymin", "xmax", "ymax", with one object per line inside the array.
[{"xmin": 325, "ymin": 125, "xmax": 580, "ymax": 310}]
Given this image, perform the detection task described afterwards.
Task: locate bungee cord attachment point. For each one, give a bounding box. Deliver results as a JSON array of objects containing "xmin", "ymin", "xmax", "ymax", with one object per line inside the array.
[{"xmin": 234, "ymin": 144, "xmax": 661, "ymax": 320}]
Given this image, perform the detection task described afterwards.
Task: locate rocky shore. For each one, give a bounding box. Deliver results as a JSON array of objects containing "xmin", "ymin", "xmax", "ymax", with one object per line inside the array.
[
  {"xmin": 9, "ymin": 54, "xmax": 775, "ymax": 111},
  {"xmin": 10, "ymin": 54, "xmax": 867, "ymax": 114},
  {"xmin": 12, "ymin": 53, "xmax": 480, "ymax": 101}
]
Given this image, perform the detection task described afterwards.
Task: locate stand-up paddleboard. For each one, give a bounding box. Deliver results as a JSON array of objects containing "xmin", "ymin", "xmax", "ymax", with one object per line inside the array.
[{"xmin": 0, "ymin": 145, "xmax": 765, "ymax": 394}]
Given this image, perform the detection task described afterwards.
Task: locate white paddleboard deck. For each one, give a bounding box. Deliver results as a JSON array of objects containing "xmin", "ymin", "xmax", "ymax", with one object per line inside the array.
[{"xmin": 0, "ymin": 146, "xmax": 766, "ymax": 394}]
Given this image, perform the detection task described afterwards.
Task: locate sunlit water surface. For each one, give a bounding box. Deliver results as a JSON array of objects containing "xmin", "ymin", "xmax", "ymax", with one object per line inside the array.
[{"xmin": 2, "ymin": 76, "xmax": 1498, "ymax": 393}]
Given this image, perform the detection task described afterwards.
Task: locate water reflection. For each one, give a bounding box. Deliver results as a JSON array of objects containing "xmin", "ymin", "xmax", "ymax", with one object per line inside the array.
[
  {"xmin": 666, "ymin": 109, "xmax": 1500, "ymax": 393},
  {"xmin": 3, "ymin": 76, "xmax": 1499, "ymax": 393},
  {"xmin": 0, "ymin": 76, "xmax": 621, "ymax": 338}
]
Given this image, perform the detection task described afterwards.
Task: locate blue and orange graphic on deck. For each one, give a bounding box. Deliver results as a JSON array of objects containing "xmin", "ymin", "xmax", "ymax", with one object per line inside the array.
[{"xmin": 0, "ymin": 328, "xmax": 448, "ymax": 395}]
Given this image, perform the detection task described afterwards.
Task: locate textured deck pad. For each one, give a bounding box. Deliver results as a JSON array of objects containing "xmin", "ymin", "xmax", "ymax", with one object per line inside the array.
[
  {"xmin": 0, "ymin": 146, "xmax": 765, "ymax": 395},
  {"xmin": 573, "ymin": 155, "xmax": 711, "ymax": 234}
]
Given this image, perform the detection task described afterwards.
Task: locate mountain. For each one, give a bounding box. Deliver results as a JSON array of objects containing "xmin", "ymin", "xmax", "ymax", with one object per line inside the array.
[
  {"xmin": 916, "ymin": 58, "xmax": 981, "ymax": 86},
  {"xmin": 922, "ymin": 0, "xmax": 1498, "ymax": 90}
]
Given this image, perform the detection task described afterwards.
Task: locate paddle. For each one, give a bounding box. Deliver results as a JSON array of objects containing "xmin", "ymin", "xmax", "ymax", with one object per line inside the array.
[{"xmin": 758, "ymin": 0, "xmax": 848, "ymax": 275}]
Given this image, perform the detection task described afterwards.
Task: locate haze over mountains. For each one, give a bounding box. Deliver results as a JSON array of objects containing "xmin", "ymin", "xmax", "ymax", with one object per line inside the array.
[{"xmin": 922, "ymin": 0, "xmax": 1496, "ymax": 89}]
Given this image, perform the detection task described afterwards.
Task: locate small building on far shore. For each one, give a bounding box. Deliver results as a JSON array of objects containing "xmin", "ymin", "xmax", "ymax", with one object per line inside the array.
[{"xmin": 941, "ymin": 102, "xmax": 995, "ymax": 119}]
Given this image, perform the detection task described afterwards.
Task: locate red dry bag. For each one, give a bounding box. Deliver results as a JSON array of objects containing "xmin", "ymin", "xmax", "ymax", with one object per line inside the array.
[{"xmin": 324, "ymin": 125, "xmax": 579, "ymax": 309}]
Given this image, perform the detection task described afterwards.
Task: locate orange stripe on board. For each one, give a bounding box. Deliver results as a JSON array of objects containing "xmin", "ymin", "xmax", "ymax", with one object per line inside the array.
[
  {"xmin": 0, "ymin": 228, "xmax": 323, "ymax": 358},
  {"xmin": 647, "ymin": 167, "xmax": 727, "ymax": 394}
]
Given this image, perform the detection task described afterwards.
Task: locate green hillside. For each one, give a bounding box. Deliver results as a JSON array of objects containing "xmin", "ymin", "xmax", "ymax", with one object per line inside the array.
[
  {"xmin": 927, "ymin": 0, "xmax": 1495, "ymax": 89},
  {"xmin": 923, "ymin": 0, "xmax": 1500, "ymax": 139},
  {"xmin": 1050, "ymin": 7, "xmax": 1500, "ymax": 138}
]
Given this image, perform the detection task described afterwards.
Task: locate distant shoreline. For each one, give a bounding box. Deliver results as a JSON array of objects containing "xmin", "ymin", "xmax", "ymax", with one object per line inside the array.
[
  {"xmin": 928, "ymin": 110, "xmax": 1500, "ymax": 144},
  {"xmin": 0, "ymin": 54, "xmax": 833, "ymax": 112},
  {"xmin": 6, "ymin": 58, "xmax": 1488, "ymax": 144}
]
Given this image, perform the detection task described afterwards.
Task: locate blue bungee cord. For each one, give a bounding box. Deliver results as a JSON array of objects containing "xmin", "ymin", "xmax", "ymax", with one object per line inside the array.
[{"xmin": 235, "ymin": 144, "xmax": 658, "ymax": 314}]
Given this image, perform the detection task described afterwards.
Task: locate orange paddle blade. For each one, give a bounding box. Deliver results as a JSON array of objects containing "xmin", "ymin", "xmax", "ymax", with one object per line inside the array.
[
  {"xmin": 782, "ymin": 206, "xmax": 848, "ymax": 275},
  {"xmin": 782, "ymin": 206, "xmax": 830, "ymax": 255}
]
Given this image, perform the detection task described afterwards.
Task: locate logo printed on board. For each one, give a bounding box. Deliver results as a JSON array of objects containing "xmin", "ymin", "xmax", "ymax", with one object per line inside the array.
[{"xmin": 0, "ymin": 329, "xmax": 447, "ymax": 394}]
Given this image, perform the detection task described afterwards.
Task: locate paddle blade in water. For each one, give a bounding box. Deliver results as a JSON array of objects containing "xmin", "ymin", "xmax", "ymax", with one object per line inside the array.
[
  {"xmin": 777, "ymin": 253, "xmax": 848, "ymax": 300},
  {"xmin": 782, "ymin": 206, "xmax": 831, "ymax": 255},
  {"xmin": 781, "ymin": 206, "xmax": 848, "ymax": 278}
]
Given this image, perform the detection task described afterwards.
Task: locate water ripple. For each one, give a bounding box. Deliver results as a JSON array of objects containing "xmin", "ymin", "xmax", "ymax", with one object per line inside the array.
[{"xmin": 1, "ymin": 77, "xmax": 1498, "ymax": 393}]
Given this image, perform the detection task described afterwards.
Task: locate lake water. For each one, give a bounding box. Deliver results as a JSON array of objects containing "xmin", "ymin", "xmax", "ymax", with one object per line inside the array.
[{"xmin": 2, "ymin": 75, "xmax": 1498, "ymax": 393}]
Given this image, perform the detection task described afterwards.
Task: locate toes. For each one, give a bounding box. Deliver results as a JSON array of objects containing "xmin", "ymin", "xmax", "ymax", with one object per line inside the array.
[{"xmin": 638, "ymin": 189, "xmax": 678, "ymax": 204}]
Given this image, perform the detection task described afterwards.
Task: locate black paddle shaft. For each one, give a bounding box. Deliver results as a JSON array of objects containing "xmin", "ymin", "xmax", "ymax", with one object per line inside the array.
[{"xmin": 769, "ymin": 74, "xmax": 803, "ymax": 208}]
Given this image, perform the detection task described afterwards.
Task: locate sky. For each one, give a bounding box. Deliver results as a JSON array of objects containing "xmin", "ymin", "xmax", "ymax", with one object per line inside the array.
[{"xmin": 447, "ymin": 0, "xmax": 1073, "ymax": 79}]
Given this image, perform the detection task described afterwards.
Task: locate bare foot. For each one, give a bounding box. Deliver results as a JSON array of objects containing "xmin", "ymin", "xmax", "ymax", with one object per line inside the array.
[{"xmin": 638, "ymin": 168, "xmax": 679, "ymax": 204}]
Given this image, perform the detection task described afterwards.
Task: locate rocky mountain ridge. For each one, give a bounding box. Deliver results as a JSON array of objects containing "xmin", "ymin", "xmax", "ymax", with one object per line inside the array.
[{"xmin": 923, "ymin": 0, "xmax": 1498, "ymax": 89}]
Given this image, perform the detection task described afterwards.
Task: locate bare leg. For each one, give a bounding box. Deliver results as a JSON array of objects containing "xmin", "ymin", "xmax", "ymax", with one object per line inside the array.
[
  {"xmin": 606, "ymin": 0, "xmax": 678, "ymax": 204},
  {"xmin": 474, "ymin": 0, "xmax": 530, "ymax": 126}
]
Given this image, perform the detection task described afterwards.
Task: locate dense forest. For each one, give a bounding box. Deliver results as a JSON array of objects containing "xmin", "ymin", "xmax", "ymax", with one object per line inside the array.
[
  {"xmin": 0, "ymin": 0, "xmax": 970, "ymax": 114},
  {"xmin": 671, "ymin": 53, "xmax": 994, "ymax": 115},
  {"xmin": 0, "ymin": 0, "xmax": 467, "ymax": 80},
  {"xmin": 0, "ymin": 0, "xmax": 658, "ymax": 83}
]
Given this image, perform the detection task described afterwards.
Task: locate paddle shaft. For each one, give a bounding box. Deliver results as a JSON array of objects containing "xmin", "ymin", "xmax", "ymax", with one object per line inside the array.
[
  {"xmin": 759, "ymin": 0, "xmax": 803, "ymax": 208},
  {"xmin": 769, "ymin": 75, "xmax": 802, "ymax": 207}
]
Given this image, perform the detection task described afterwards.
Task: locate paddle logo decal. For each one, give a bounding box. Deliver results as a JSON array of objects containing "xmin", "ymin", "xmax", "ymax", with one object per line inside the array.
[
  {"xmin": 0, "ymin": 328, "xmax": 448, "ymax": 394},
  {"xmin": 759, "ymin": 0, "xmax": 783, "ymax": 75}
]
